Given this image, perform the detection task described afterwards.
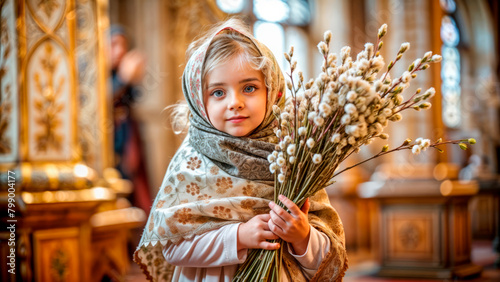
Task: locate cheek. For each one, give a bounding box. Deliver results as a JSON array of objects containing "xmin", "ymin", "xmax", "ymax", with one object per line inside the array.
[
  {"xmin": 204, "ymin": 100, "xmax": 222, "ymax": 125},
  {"xmin": 256, "ymin": 92, "xmax": 268, "ymax": 121}
]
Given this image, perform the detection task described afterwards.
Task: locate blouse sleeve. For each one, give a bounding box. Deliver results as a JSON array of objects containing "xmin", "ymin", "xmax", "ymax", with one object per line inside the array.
[
  {"xmin": 287, "ymin": 225, "xmax": 331, "ymax": 279},
  {"xmin": 162, "ymin": 223, "xmax": 248, "ymax": 268}
]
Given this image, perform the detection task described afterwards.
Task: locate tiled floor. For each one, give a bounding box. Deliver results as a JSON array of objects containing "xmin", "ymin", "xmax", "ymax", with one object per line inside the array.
[{"xmin": 125, "ymin": 240, "xmax": 500, "ymax": 281}]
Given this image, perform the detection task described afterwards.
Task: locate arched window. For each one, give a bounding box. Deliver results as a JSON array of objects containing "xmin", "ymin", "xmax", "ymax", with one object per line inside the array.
[
  {"xmin": 216, "ymin": 0, "xmax": 246, "ymax": 14},
  {"xmin": 216, "ymin": 0, "xmax": 311, "ymax": 87},
  {"xmin": 440, "ymin": 0, "xmax": 461, "ymax": 128}
]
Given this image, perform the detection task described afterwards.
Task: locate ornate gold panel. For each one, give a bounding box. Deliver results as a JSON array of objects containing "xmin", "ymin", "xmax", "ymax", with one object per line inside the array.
[
  {"xmin": 20, "ymin": 0, "xmax": 78, "ymax": 162},
  {"xmin": 0, "ymin": 0, "xmax": 19, "ymax": 163},
  {"xmin": 24, "ymin": 3, "xmax": 46, "ymax": 50},
  {"xmin": 26, "ymin": 0, "xmax": 66, "ymax": 32},
  {"xmin": 27, "ymin": 40, "xmax": 71, "ymax": 159}
]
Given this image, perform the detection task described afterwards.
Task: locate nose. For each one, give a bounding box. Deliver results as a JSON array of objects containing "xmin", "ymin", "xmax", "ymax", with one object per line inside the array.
[{"xmin": 228, "ymin": 92, "xmax": 244, "ymax": 111}]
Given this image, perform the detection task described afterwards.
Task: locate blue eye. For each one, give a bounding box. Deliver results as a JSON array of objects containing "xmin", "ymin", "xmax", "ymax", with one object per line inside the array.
[
  {"xmin": 244, "ymin": 85, "xmax": 256, "ymax": 93},
  {"xmin": 211, "ymin": 90, "xmax": 225, "ymax": 98}
]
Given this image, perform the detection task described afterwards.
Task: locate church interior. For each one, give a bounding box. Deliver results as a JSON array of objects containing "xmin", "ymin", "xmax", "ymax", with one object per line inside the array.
[{"xmin": 1, "ymin": 0, "xmax": 500, "ymax": 281}]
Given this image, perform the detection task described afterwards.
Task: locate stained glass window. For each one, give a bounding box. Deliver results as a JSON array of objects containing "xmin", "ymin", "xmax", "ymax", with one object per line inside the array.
[
  {"xmin": 441, "ymin": 16, "xmax": 460, "ymax": 47},
  {"xmin": 287, "ymin": 0, "xmax": 311, "ymax": 26},
  {"xmin": 439, "ymin": 0, "xmax": 456, "ymax": 13},
  {"xmin": 440, "ymin": 2, "xmax": 461, "ymax": 128}
]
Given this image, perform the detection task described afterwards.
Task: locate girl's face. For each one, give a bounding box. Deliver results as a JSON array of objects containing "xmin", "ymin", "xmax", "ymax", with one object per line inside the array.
[{"xmin": 203, "ymin": 55, "xmax": 267, "ymax": 137}]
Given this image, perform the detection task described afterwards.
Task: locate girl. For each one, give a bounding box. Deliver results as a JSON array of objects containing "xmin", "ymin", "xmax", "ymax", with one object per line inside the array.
[{"xmin": 134, "ymin": 18, "xmax": 348, "ymax": 281}]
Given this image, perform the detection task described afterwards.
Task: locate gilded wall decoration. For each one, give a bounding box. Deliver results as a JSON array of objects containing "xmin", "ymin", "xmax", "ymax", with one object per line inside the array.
[
  {"xmin": 0, "ymin": 87, "xmax": 12, "ymax": 154},
  {"xmin": 27, "ymin": 0, "xmax": 65, "ymax": 31},
  {"xmin": 28, "ymin": 40, "xmax": 70, "ymax": 158},
  {"xmin": 38, "ymin": 0, "xmax": 61, "ymax": 18},
  {"xmin": 0, "ymin": 0, "xmax": 19, "ymax": 163},
  {"xmin": 33, "ymin": 42, "xmax": 65, "ymax": 152},
  {"xmin": 0, "ymin": 18, "xmax": 12, "ymax": 154},
  {"xmin": 21, "ymin": 0, "xmax": 77, "ymax": 162},
  {"xmin": 25, "ymin": 8, "xmax": 45, "ymax": 50},
  {"xmin": 54, "ymin": 16, "xmax": 70, "ymax": 46},
  {"xmin": 74, "ymin": 0, "xmax": 107, "ymax": 172}
]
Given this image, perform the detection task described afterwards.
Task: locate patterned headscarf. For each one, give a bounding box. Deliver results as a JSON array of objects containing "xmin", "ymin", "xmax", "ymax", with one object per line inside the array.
[{"xmin": 134, "ymin": 21, "xmax": 347, "ymax": 281}]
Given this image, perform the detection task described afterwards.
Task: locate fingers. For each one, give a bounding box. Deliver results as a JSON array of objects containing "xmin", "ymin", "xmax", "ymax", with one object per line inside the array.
[
  {"xmin": 259, "ymin": 241, "xmax": 280, "ymax": 250},
  {"xmin": 268, "ymin": 219, "xmax": 285, "ymax": 238},
  {"xmin": 301, "ymin": 198, "xmax": 310, "ymax": 215},
  {"xmin": 240, "ymin": 215, "xmax": 282, "ymax": 250},
  {"xmin": 255, "ymin": 213, "xmax": 271, "ymax": 222},
  {"xmin": 250, "ymin": 214, "xmax": 272, "ymax": 233},
  {"xmin": 278, "ymin": 195, "xmax": 302, "ymax": 216},
  {"xmin": 269, "ymin": 209, "xmax": 287, "ymax": 228},
  {"xmin": 269, "ymin": 201, "xmax": 293, "ymax": 222},
  {"xmin": 262, "ymin": 230, "xmax": 279, "ymax": 240}
]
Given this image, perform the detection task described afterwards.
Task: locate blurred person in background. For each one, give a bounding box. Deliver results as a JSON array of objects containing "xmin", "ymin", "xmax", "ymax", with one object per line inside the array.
[{"xmin": 109, "ymin": 25, "xmax": 151, "ymax": 213}]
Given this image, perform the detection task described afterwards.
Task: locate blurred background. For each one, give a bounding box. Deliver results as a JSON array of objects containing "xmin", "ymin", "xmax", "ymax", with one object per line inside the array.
[{"xmin": 1, "ymin": 0, "xmax": 500, "ymax": 281}]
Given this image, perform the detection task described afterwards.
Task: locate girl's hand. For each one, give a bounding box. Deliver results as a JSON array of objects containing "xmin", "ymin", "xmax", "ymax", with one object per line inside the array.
[
  {"xmin": 268, "ymin": 195, "xmax": 311, "ymax": 255},
  {"xmin": 237, "ymin": 214, "xmax": 280, "ymax": 251}
]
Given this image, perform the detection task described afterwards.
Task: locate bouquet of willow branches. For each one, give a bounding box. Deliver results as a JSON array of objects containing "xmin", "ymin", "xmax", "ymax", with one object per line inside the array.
[{"xmin": 233, "ymin": 24, "xmax": 475, "ymax": 281}]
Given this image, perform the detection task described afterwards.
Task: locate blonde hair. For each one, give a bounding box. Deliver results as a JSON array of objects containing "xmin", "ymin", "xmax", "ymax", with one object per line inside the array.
[{"xmin": 168, "ymin": 18, "xmax": 274, "ymax": 134}]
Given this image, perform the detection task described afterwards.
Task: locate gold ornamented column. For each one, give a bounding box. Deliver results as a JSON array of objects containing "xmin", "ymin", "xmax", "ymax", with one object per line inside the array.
[
  {"xmin": 74, "ymin": 0, "xmax": 113, "ymax": 173},
  {"xmin": 1, "ymin": 0, "xmax": 112, "ymax": 188},
  {"xmin": 1, "ymin": 0, "xmax": 121, "ymax": 281},
  {"xmin": 0, "ymin": 0, "xmax": 19, "ymax": 164},
  {"xmin": 12, "ymin": 0, "xmax": 112, "ymax": 180},
  {"xmin": 0, "ymin": 0, "xmax": 115, "ymax": 195}
]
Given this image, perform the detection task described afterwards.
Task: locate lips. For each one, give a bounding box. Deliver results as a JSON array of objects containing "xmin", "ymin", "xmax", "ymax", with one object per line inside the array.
[{"xmin": 227, "ymin": 116, "xmax": 248, "ymax": 123}]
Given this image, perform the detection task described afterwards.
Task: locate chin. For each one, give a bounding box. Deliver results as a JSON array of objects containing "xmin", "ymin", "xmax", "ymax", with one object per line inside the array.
[
  {"xmin": 228, "ymin": 130, "xmax": 251, "ymax": 137},
  {"xmin": 231, "ymin": 132, "xmax": 248, "ymax": 137}
]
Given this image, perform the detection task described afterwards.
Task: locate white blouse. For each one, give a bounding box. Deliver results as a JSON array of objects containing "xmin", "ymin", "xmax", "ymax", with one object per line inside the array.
[{"xmin": 163, "ymin": 223, "xmax": 330, "ymax": 281}]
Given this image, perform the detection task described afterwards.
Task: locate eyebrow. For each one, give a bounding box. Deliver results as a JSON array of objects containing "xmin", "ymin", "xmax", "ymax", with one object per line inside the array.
[{"xmin": 207, "ymin": 77, "xmax": 261, "ymax": 89}]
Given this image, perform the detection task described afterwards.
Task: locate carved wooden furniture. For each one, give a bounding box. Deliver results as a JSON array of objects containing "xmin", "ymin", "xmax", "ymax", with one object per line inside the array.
[
  {"xmin": 326, "ymin": 166, "xmax": 376, "ymax": 253},
  {"xmin": 90, "ymin": 207, "xmax": 146, "ymax": 281},
  {"xmin": 470, "ymin": 179, "xmax": 500, "ymax": 267},
  {"xmin": 0, "ymin": 185, "xmax": 114, "ymax": 282},
  {"xmin": 358, "ymin": 164, "xmax": 483, "ymax": 279}
]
